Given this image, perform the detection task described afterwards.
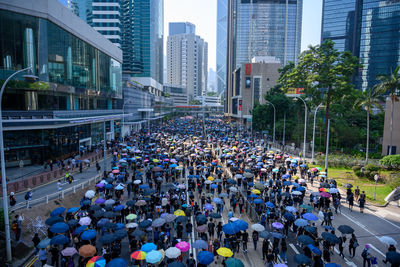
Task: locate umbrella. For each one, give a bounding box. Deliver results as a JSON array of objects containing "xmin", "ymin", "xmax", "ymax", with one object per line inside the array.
[
  {"xmin": 294, "ymin": 254, "xmax": 311, "ymax": 265},
  {"xmin": 61, "ymin": 247, "xmax": 78, "ymax": 257},
  {"xmin": 302, "ymin": 213, "xmax": 318, "ymax": 221},
  {"xmin": 233, "ymin": 220, "xmax": 248, "ymax": 231},
  {"xmin": 152, "ymin": 218, "xmax": 166, "ymax": 227},
  {"xmin": 79, "ymin": 217, "xmax": 92, "ymax": 226},
  {"xmin": 93, "ymin": 211, "xmax": 105, "ymax": 218},
  {"xmin": 196, "ymin": 225, "xmax": 208, "ymax": 233},
  {"xmin": 135, "ymin": 200, "xmax": 146, "ymax": 206},
  {"xmin": 106, "ymin": 258, "xmax": 128, "ymax": 267},
  {"xmin": 99, "ymin": 234, "xmax": 115, "ymax": 244},
  {"xmin": 259, "ymin": 231, "xmax": 270, "ymax": 239},
  {"xmin": 131, "ymin": 229, "xmax": 146, "ymax": 238},
  {"xmin": 50, "ymin": 222, "xmax": 69, "ymax": 233},
  {"xmin": 141, "ymin": 242, "xmax": 157, "ymax": 253},
  {"xmin": 225, "ymin": 258, "xmax": 244, "ymax": 267},
  {"xmin": 37, "ymin": 238, "xmax": 51, "ymax": 248},
  {"xmin": 145, "ymin": 250, "xmax": 163, "ymax": 264},
  {"xmin": 67, "ymin": 207, "xmax": 79, "ymax": 213},
  {"xmin": 283, "ymin": 212, "xmax": 295, "ymax": 221},
  {"xmin": 104, "ymin": 211, "xmax": 116, "ymax": 218},
  {"xmin": 176, "ymin": 241, "xmax": 190, "ymax": 252},
  {"xmin": 209, "ymin": 213, "xmax": 222, "ymax": 219},
  {"xmin": 50, "ymin": 207, "xmax": 66, "ymax": 217},
  {"xmin": 193, "ymin": 239, "xmax": 208, "ymax": 249},
  {"xmin": 253, "ymin": 198, "xmax": 263, "ymax": 204},
  {"xmin": 297, "ymin": 234, "xmax": 314, "ymax": 245},
  {"xmin": 321, "ymin": 232, "xmax": 340, "ymax": 244},
  {"xmin": 87, "ymin": 256, "xmax": 106, "ymax": 267},
  {"xmin": 95, "ymin": 198, "xmax": 106, "ymax": 204},
  {"xmin": 126, "ymin": 200, "xmax": 136, "ymax": 207},
  {"xmin": 85, "ymin": 190, "xmax": 95, "ymax": 199},
  {"xmin": 343, "ymin": 183, "xmax": 353, "ymax": 189},
  {"xmin": 222, "ymin": 223, "xmax": 240, "ymax": 235},
  {"xmin": 197, "ymin": 251, "xmax": 214, "ymax": 265},
  {"xmin": 79, "ymin": 244, "xmax": 96, "ymax": 257},
  {"xmin": 320, "ymin": 192, "xmax": 331, "ymax": 198},
  {"xmin": 294, "ymin": 218, "xmax": 309, "ymax": 227},
  {"xmin": 176, "ymin": 216, "xmax": 188, "ymax": 223},
  {"xmin": 105, "ymin": 199, "xmax": 115, "ymax": 205},
  {"xmin": 45, "ymin": 216, "xmax": 64, "ymax": 226},
  {"xmin": 204, "ymin": 203, "xmax": 214, "ymax": 211},
  {"xmin": 126, "ymin": 222, "xmax": 138, "ymax": 229},
  {"xmin": 299, "ymin": 204, "xmax": 313, "ymax": 210},
  {"xmin": 50, "ymin": 235, "xmax": 69, "ymax": 245},
  {"xmin": 173, "ymin": 209, "xmax": 186, "ymax": 216},
  {"xmin": 325, "ymin": 264, "xmax": 341, "ymax": 267},
  {"xmin": 307, "ymin": 244, "xmax": 322, "ymax": 255},
  {"xmin": 251, "ymin": 223, "xmax": 265, "ymax": 232},
  {"xmin": 165, "ymin": 247, "xmax": 181, "ymax": 259},
  {"xmin": 81, "ymin": 229, "xmax": 97, "ymax": 240},
  {"xmin": 265, "ymin": 202, "xmax": 275, "ymax": 208},
  {"xmin": 217, "ymin": 247, "xmax": 233, "ymax": 257},
  {"xmin": 386, "ymin": 251, "xmax": 400, "ymax": 264},
  {"xmin": 272, "ymin": 222, "xmax": 284, "ymax": 229},
  {"xmin": 380, "ymin": 236, "xmax": 398, "ymax": 246},
  {"xmin": 75, "ymin": 225, "xmax": 88, "ymax": 235},
  {"xmin": 139, "ymin": 219, "xmax": 152, "ymax": 229},
  {"xmin": 285, "ymin": 206, "xmax": 297, "ymax": 213},
  {"xmin": 338, "ymin": 225, "xmax": 354, "ymax": 234},
  {"xmin": 196, "ymin": 214, "xmax": 208, "ymax": 224}
]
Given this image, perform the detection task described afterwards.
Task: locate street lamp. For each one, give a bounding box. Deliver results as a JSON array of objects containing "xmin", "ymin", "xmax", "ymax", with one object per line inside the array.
[
  {"xmin": 294, "ymin": 97, "xmax": 307, "ymax": 162},
  {"xmin": 1, "ymin": 66, "xmax": 36, "ymax": 262},
  {"xmin": 265, "ymin": 100, "xmax": 276, "ymax": 145},
  {"xmin": 312, "ymin": 103, "xmax": 325, "ymax": 163}
]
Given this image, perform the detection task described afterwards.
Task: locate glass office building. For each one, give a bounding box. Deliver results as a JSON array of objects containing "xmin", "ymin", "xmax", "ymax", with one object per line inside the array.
[
  {"xmin": 321, "ymin": 0, "xmax": 400, "ymax": 90},
  {"xmin": 217, "ymin": 0, "xmax": 228, "ymax": 95},
  {"xmin": 0, "ymin": 0, "xmax": 122, "ymax": 167}
]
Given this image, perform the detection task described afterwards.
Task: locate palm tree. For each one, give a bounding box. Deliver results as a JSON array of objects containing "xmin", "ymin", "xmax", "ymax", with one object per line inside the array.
[
  {"xmin": 375, "ymin": 66, "xmax": 400, "ymax": 155},
  {"xmin": 354, "ymin": 86, "xmax": 385, "ymax": 163}
]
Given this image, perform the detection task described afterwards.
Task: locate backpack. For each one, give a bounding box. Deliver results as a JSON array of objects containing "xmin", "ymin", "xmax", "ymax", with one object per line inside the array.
[
  {"xmin": 24, "ymin": 193, "xmax": 29, "ymax": 200},
  {"xmin": 11, "ymin": 221, "xmax": 18, "ymax": 231},
  {"xmin": 361, "ymin": 249, "xmax": 367, "ymax": 258}
]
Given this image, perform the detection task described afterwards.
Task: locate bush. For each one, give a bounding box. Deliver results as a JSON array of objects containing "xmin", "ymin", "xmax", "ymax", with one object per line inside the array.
[
  {"xmin": 386, "ymin": 173, "xmax": 400, "ymax": 190},
  {"xmin": 380, "ymin": 155, "xmax": 400, "ymax": 170}
]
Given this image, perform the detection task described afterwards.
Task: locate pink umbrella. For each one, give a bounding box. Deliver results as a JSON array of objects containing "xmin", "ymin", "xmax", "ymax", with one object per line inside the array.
[
  {"xmin": 196, "ymin": 225, "xmax": 207, "ymax": 233},
  {"xmin": 320, "ymin": 192, "xmax": 331, "ymax": 198},
  {"xmin": 112, "ymin": 170, "xmax": 119, "ymax": 174},
  {"xmin": 164, "ymin": 158, "xmax": 170, "ymax": 162},
  {"xmin": 272, "ymin": 222, "xmax": 284, "ymax": 229},
  {"xmin": 176, "ymin": 241, "xmax": 190, "ymax": 252},
  {"xmin": 113, "ymin": 152, "xmax": 118, "ymax": 155}
]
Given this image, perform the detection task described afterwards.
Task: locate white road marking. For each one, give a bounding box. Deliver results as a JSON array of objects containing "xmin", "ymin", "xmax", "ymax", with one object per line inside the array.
[
  {"xmin": 289, "ymin": 243, "xmax": 300, "ymax": 254},
  {"xmin": 371, "ymin": 210, "xmax": 400, "ymax": 231}
]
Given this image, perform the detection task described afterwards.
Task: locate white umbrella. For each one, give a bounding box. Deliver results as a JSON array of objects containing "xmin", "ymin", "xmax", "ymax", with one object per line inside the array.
[
  {"xmin": 229, "ymin": 217, "xmax": 239, "ymax": 222},
  {"xmin": 134, "ymin": 180, "xmax": 142, "ymax": 184},
  {"xmin": 292, "ymin": 191, "xmax": 302, "ymax": 195},
  {"xmin": 379, "ymin": 236, "xmax": 397, "ymax": 246},
  {"xmin": 251, "ymin": 223, "xmax": 265, "ymax": 232},
  {"xmin": 126, "ymin": 223, "xmax": 138, "ymax": 229},
  {"xmin": 79, "ymin": 217, "xmax": 91, "ymax": 226},
  {"xmin": 229, "ymin": 187, "xmax": 238, "ymax": 192},
  {"xmin": 298, "ymin": 179, "xmax": 306, "ymax": 183},
  {"xmin": 205, "ymin": 180, "xmax": 212, "ymax": 184},
  {"xmin": 105, "ymin": 199, "xmax": 115, "ymax": 205},
  {"xmin": 85, "ymin": 190, "xmax": 95, "ymax": 199},
  {"xmin": 329, "ymin": 188, "xmax": 339, "ymax": 194},
  {"xmin": 165, "ymin": 247, "xmax": 181, "ymax": 259}
]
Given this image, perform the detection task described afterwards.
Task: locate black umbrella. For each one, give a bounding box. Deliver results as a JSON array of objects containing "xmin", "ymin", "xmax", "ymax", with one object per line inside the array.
[
  {"xmin": 104, "ymin": 205, "xmax": 113, "ymax": 211},
  {"xmin": 209, "ymin": 213, "xmax": 222, "ymax": 219},
  {"xmin": 103, "ymin": 222, "xmax": 117, "ymax": 230},
  {"xmin": 99, "ymin": 234, "xmax": 115, "ymax": 244},
  {"xmin": 196, "ymin": 214, "xmax": 207, "ymax": 225},
  {"xmin": 343, "ymin": 183, "xmax": 353, "ymax": 189},
  {"xmin": 67, "ymin": 219, "xmax": 78, "ymax": 227},
  {"xmin": 304, "ymin": 226, "xmax": 317, "ymax": 234},
  {"xmin": 321, "ymin": 232, "xmax": 340, "ymax": 244},
  {"xmin": 126, "ymin": 200, "xmax": 135, "ymax": 207},
  {"xmin": 176, "ymin": 216, "xmax": 188, "ymax": 223},
  {"xmin": 93, "ymin": 211, "xmax": 105, "ymax": 218},
  {"xmin": 130, "ymin": 229, "xmax": 146, "ymax": 238},
  {"xmin": 114, "ymin": 229, "xmax": 128, "ymax": 239},
  {"xmin": 82, "ymin": 200, "xmax": 91, "ymax": 206},
  {"xmin": 338, "ymin": 225, "xmax": 354, "ymax": 234},
  {"xmin": 104, "ymin": 211, "xmax": 116, "ymax": 218},
  {"xmin": 139, "ymin": 219, "xmax": 152, "ymax": 229},
  {"xmin": 89, "ymin": 205, "xmax": 102, "ymax": 211},
  {"xmin": 297, "ymin": 234, "xmax": 314, "ymax": 245},
  {"xmin": 294, "ymin": 254, "xmax": 311, "ymax": 265}
]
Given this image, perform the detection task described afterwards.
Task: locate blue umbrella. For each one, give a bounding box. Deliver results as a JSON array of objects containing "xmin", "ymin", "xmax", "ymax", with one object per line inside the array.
[
  {"xmin": 323, "ymin": 225, "xmax": 335, "ymax": 231},
  {"xmin": 283, "ymin": 212, "xmax": 295, "ymax": 221},
  {"xmin": 50, "ymin": 235, "xmax": 70, "ymax": 245},
  {"xmin": 219, "ymin": 193, "xmax": 228, "ymax": 197},
  {"xmin": 233, "ymin": 220, "xmax": 248, "ymax": 231},
  {"xmin": 75, "ymin": 225, "xmax": 87, "ymax": 235},
  {"xmin": 97, "ymin": 218, "xmax": 109, "ymax": 227},
  {"xmin": 249, "ymin": 194, "xmax": 259, "ymax": 198},
  {"xmin": 321, "ymin": 232, "xmax": 340, "ymax": 244},
  {"xmin": 302, "ymin": 213, "xmax": 318, "ymax": 221},
  {"xmin": 99, "ymin": 234, "xmax": 115, "ymax": 244},
  {"xmin": 37, "ymin": 238, "xmax": 51, "ymax": 248},
  {"xmin": 271, "ymin": 232, "xmax": 284, "ymax": 239},
  {"xmin": 50, "ymin": 222, "xmax": 69, "ymax": 233},
  {"xmin": 210, "ymin": 184, "xmax": 218, "ymax": 189},
  {"xmin": 170, "ymin": 164, "xmax": 178, "ymax": 168},
  {"xmin": 196, "ymin": 214, "xmax": 208, "ymax": 224},
  {"xmin": 285, "ymin": 206, "xmax": 297, "ymax": 213},
  {"xmin": 304, "ymin": 226, "xmax": 317, "ymax": 234},
  {"xmin": 82, "ymin": 200, "xmax": 91, "ymax": 206},
  {"xmin": 282, "ymin": 181, "xmax": 292, "ymax": 186},
  {"xmin": 297, "ymin": 186, "xmax": 306, "ymax": 192},
  {"xmin": 213, "ymin": 197, "xmax": 223, "ymax": 204},
  {"xmin": 106, "ymin": 258, "xmax": 128, "ymax": 267},
  {"xmin": 253, "ymin": 198, "xmax": 263, "ymax": 204},
  {"xmin": 45, "ymin": 216, "xmax": 64, "ymax": 226},
  {"xmin": 300, "ymin": 164, "xmax": 308, "ymax": 168},
  {"xmin": 209, "ymin": 213, "xmax": 222, "ymax": 219},
  {"xmin": 141, "ymin": 242, "xmax": 157, "ymax": 253},
  {"xmin": 294, "ymin": 254, "xmax": 311, "ymax": 265},
  {"xmin": 139, "ymin": 219, "xmax": 152, "ymax": 229},
  {"xmin": 67, "ymin": 219, "xmax": 78, "ymax": 227},
  {"xmin": 105, "ymin": 184, "xmax": 113, "ymax": 189},
  {"xmin": 67, "ymin": 207, "xmax": 79, "ymax": 213},
  {"xmin": 116, "ymin": 223, "xmax": 125, "ymax": 230},
  {"xmin": 113, "ymin": 205, "xmax": 125, "ymax": 211},
  {"xmin": 227, "ymin": 179, "xmax": 236, "ymax": 184},
  {"xmin": 222, "ymin": 223, "xmax": 240, "ymax": 235},
  {"xmin": 297, "ymin": 234, "xmax": 314, "ymax": 245},
  {"xmin": 282, "ymin": 174, "xmax": 291, "ymax": 179},
  {"xmin": 50, "ymin": 207, "xmax": 66, "ymax": 217},
  {"xmin": 139, "ymin": 184, "xmax": 149, "ymax": 189},
  {"xmin": 114, "ymin": 229, "xmax": 128, "ymax": 239},
  {"xmin": 81, "ymin": 229, "xmax": 97, "ymax": 240},
  {"xmin": 307, "ymin": 244, "xmax": 322, "ymax": 255},
  {"xmin": 265, "ymin": 202, "xmax": 275, "ymax": 208},
  {"xmin": 146, "ymin": 250, "xmax": 163, "ymax": 264},
  {"xmin": 193, "ymin": 239, "xmax": 208, "ymax": 249},
  {"xmin": 325, "ymin": 264, "xmax": 341, "ymax": 267},
  {"xmin": 197, "ymin": 251, "xmax": 214, "ymax": 265},
  {"xmin": 259, "ymin": 231, "xmax": 270, "ymax": 239}
]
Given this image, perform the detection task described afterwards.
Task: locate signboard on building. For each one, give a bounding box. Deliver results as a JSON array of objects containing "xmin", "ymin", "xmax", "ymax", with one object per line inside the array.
[
  {"xmin": 245, "ymin": 64, "xmax": 251, "ymax": 75},
  {"xmin": 286, "ymin": 87, "xmax": 304, "ymax": 97}
]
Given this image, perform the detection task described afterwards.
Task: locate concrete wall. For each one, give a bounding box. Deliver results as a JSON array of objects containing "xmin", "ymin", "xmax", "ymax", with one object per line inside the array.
[{"xmin": 382, "ymin": 98, "xmax": 400, "ymax": 155}]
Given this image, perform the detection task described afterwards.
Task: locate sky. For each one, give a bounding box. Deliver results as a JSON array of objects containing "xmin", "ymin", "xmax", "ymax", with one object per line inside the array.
[{"xmin": 164, "ymin": 0, "xmax": 323, "ymax": 71}]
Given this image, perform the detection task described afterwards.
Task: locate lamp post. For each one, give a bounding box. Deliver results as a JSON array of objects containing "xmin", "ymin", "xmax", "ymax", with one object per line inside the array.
[
  {"xmin": 265, "ymin": 100, "xmax": 276, "ymax": 145},
  {"xmin": 1, "ymin": 66, "xmax": 34, "ymax": 262},
  {"xmin": 312, "ymin": 103, "xmax": 324, "ymax": 163},
  {"xmin": 294, "ymin": 97, "xmax": 307, "ymax": 162}
]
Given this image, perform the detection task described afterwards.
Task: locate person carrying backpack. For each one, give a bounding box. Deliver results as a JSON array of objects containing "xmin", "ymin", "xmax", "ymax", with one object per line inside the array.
[
  {"xmin": 362, "ymin": 244, "xmax": 372, "ymax": 267},
  {"xmin": 9, "ymin": 192, "xmax": 16, "ymax": 206}
]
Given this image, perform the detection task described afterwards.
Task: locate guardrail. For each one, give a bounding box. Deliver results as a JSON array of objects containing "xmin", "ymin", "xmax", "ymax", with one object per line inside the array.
[{"xmin": 10, "ymin": 174, "xmax": 101, "ymax": 212}]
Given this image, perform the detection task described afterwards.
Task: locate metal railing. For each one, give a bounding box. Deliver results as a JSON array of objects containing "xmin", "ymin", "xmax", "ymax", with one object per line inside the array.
[{"xmin": 10, "ymin": 174, "xmax": 101, "ymax": 212}]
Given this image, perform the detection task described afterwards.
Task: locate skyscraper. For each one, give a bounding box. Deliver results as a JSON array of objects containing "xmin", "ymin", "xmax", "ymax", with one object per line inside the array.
[
  {"xmin": 216, "ymin": 0, "xmax": 228, "ymax": 95},
  {"xmin": 321, "ymin": 0, "xmax": 400, "ymax": 91},
  {"xmin": 225, "ymin": 0, "xmax": 303, "ymax": 115},
  {"xmin": 169, "ymin": 22, "xmax": 196, "ymax": 36},
  {"xmin": 167, "ymin": 23, "xmax": 208, "ymax": 100}
]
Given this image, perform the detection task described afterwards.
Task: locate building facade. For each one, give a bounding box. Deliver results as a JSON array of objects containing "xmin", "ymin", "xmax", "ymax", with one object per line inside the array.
[
  {"xmin": 225, "ymin": 0, "xmax": 303, "ymax": 116},
  {"xmin": 169, "ymin": 22, "xmax": 195, "ymax": 36},
  {"xmin": 382, "ymin": 98, "xmax": 400, "ymax": 155},
  {"xmin": 166, "ymin": 25, "xmax": 208, "ymax": 100},
  {"xmin": 321, "ymin": 0, "xmax": 400, "ymax": 91},
  {"xmin": 216, "ymin": 0, "xmax": 228, "ymax": 95},
  {"xmin": 0, "ymin": 0, "xmax": 123, "ymax": 167},
  {"xmin": 163, "ymin": 85, "xmax": 188, "ymax": 106}
]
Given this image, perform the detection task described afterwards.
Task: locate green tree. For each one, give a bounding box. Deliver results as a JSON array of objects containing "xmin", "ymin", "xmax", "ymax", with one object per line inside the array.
[
  {"xmin": 353, "ymin": 86, "xmax": 385, "ymax": 162},
  {"xmin": 374, "ymin": 66, "xmax": 400, "ymax": 155}
]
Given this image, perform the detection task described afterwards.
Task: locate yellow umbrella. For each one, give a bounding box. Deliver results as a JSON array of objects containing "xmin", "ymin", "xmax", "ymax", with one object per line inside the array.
[
  {"xmin": 217, "ymin": 247, "xmax": 233, "ymax": 257},
  {"xmin": 207, "ymin": 176, "xmax": 214, "ymax": 181},
  {"xmin": 174, "ymin": 209, "xmax": 186, "ymax": 216},
  {"xmin": 153, "ymin": 159, "xmax": 159, "ymax": 163},
  {"xmin": 126, "ymin": 214, "xmax": 137, "ymax": 220},
  {"xmin": 269, "ymin": 150, "xmax": 274, "ymax": 154},
  {"xmin": 252, "ymin": 189, "xmax": 261, "ymax": 195}
]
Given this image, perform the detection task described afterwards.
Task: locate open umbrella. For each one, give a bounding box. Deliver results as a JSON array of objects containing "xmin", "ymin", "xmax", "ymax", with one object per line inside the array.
[
  {"xmin": 259, "ymin": 231, "xmax": 270, "ymax": 239},
  {"xmin": 165, "ymin": 247, "xmax": 181, "ymax": 259},
  {"xmin": 293, "ymin": 254, "xmax": 311, "ymax": 265},
  {"xmin": 251, "ymin": 223, "xmax": 265, "ymax": 232},
  {"xmin": 99, "ymin": 234, "xmax": 115, "ymax": 244},
  {"xmin": 152, "ymin": 218, "xmax": 166, "ymax": 227},
  {"xmin": 297, "ymin": 235, "xmax": 314, "ymax": 245},
  {"xmin": 217, "ymin": 247, "xmax": 233, "ymax": 257},
  {"xmin": 141, "ymin": 243, "xmax": 157, "ymax": 253},
  {"xmin": 380, "ymin": 236, "xmax": 398, "ymax": 246},
  {"xmin": 343, "ymin": 183, "xmax": 353, "ymax": 189},
  {"xmin": 272, "ymin": 222, "xmax": 284, "ymax": 229},
  {"xmin": 145, "ymin": 250, "xmax": 163, "ymax": 264},
  {"xmin": 209, "ymin": 213, "xmax": 222, "ymax": 219},
  {"xmin": 85, "ymin": 190, "xmax": 95, "ymax": 199},
  {"xmin": 302, "ymin": 213, "xmax": 318, "ymax": 221},
  {"xmin": 222, "ymin": 223, "xmax": 240, "ymax": 235},
  {"xmin": 131, "ymin": 229, "xmax": 146, "ymax": 238},
  {"xmin": 37, "ymin": 238, "xmax": 51, "ymax": 249},
  {"xmin": 79, "ymin": 217, "xmax": 92, "ymax": 226},
  {"xmin": 131, "ymin": 251, "xmax": 147, "ymax": 260},
  {"xmin": 176, "ymin": 241, "xmax": 190, "ymax": 252},
  {"xmin": 193, "ymin": 239, "xmax": 208, "ymax": 249},
  {"xmin": 114, "ymin": 229, "xmax": 128, "ymax": 240},
  {"xmin": 50, "ymin": 207, "xmax": 66, "ymax": 217},
  {"xmin": 50, "ymin": 222, "xmax": 69, "ymax": 233},
  {"xmin": 106, "ymin": 258, "xmax": 128, "ymax": 267},
  {"xmin": 197, "ymin": 251, "xmax": 214, "ymax": 265},
  {"xmin": 87, "ymin": 256, "xmax": 106, "ymax": 267},
  {"xmin": 81, "ymin": 229, "xmax": 97, "ymax": 240},
  {"xmin": 95, "ymin": 198, "xmax": 106, "ymax": 204},
  {"xmin": 61, "ymin": 247, "xmax": 78, "ymax": 257},
  {"xmin": 79, "ymin": 244, "xmax": 96, "ymax": 257},
  {"xmin": 321, "ymin": 232, "xmax": 340, "ymax": 244},
  {"xmin": 225, "ymin": 258, "xmax": 244, "ymax": 267},
  {"xmin": 50, "ymin": 235, "xmax": 69, "ymax": 245},
  {"xmin": 45, "ymin": 216, "xmax": 64, "ymax": 226},
  {"xmin": 233, "ymin": 220, "xmax": 248, "ymax": 231},
  {"xmin": 139, "ymin": 219, "xmax": 152, "ymax": 229},
  {"xmin": 338, "ymin": 225, "xmax": 354, "ymax": 234},
  {"xmin": 126, "ymin": 213, "xmax": 137, "ymax": 220}
]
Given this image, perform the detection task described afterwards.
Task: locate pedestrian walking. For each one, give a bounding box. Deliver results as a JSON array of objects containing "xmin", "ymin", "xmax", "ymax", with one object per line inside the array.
[
  {"xmin": 252, "ymin": 230, "xmax": 259, "ymax": 250},
  {"xmin": 349, "ymin": 233, "xmax": 358, "ymax": 258}
]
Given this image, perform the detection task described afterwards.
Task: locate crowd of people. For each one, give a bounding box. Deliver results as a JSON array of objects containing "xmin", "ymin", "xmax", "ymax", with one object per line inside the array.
[{"xmin": 14, "ymin": 117, "xmax": 400, "ymax": 267}]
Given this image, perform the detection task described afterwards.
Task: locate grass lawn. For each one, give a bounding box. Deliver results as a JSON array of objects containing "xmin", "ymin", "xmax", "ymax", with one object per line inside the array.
[{"xmin": 310, "ymin": 165, "xmax": 393, "ymax": 205}]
